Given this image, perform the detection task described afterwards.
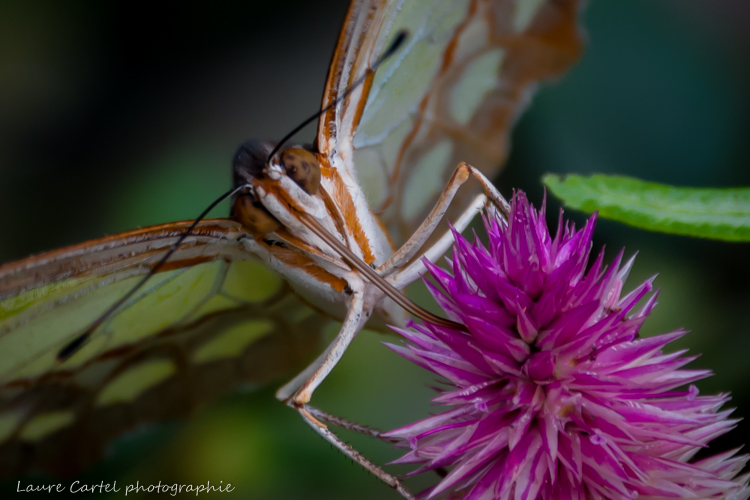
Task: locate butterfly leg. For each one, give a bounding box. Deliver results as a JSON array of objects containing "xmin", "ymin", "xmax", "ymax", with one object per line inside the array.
[
  {"xmin": 378, "ymin": 162, "xmax": 509, "ymax": 276},
  {"xmin": 276, "ymin": 278, "xmax": 367, "ymax": 403},
  {"xmin": 304, "ymin": 406, "xmax": 398, "ymax": 443},
  {"xmin": 297, "ymin": 406, "xmax": 415, "ymax": 499},
  {"xmin": 387, "ymin": 193, "xmax": 485, "ymax": 291},
  {"xmin": 276, "ymin": 281, "xmax": 416, "ymax": 499},
  {"xmin": 307, "ymin": 406, "xmax": 450, "ymax": 479}
]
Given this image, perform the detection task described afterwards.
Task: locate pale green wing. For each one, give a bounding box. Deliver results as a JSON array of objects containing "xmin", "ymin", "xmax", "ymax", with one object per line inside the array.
[
  {"xmin": 0, "ymin": 220, "xmax": 327, "ymax": 478},
  {"xmin": 318, "ymin": 0, "xmax": 585, "ymax": 243}
]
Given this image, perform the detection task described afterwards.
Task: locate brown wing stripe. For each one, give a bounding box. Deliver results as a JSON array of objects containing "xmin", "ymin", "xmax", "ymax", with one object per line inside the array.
[{"xmin": 0, "ymin": 219, "xmax": 249, "ymax": 299}]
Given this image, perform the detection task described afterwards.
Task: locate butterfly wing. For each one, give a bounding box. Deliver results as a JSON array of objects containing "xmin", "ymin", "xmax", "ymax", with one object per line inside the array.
[
  {"xmin": 318, "ymin": 0, "xmax": 584, "ymax": 244},
  {"xmin": 0, "ymin": 220, "xmax": 327, "ymax": 478}
]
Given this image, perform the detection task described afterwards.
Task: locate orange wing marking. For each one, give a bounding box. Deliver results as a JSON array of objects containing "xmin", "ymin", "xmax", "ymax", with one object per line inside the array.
[{"xmin": 319, "ymin": 162, "xmax": 376, "ymax": 265}]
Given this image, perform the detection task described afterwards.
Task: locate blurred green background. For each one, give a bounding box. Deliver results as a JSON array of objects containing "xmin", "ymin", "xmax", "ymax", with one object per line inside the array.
[{"xmin": 1, "ymin": 0, "xmax": 749, "ymax": 498}]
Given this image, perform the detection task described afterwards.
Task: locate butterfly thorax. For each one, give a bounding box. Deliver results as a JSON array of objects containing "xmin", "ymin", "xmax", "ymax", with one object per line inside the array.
[{"xmin": 230, "ymin": 140, "xmax": 404, "ymax": 327}]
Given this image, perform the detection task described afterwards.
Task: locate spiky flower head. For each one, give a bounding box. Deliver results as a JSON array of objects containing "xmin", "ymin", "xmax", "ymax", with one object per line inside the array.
[{"xmin": 385, "ymin": 192, "xmax": 749, "ymax": 499}]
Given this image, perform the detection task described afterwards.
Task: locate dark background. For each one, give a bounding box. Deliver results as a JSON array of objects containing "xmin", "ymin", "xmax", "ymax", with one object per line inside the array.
[{"xmin": 1, "ymin": 1, "xmax": 749, "ymax": 498}]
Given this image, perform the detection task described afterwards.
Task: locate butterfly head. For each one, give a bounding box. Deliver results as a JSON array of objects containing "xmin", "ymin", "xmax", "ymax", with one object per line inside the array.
[{"xmin": 231, "ymin": 140, "xmax": 323, "ymax": 236}]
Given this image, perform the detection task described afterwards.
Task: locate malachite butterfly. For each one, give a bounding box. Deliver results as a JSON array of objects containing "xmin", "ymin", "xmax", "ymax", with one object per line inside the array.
[{"xmin": 0, "ymin": 0, "xmax": 584, "ymax": 494}]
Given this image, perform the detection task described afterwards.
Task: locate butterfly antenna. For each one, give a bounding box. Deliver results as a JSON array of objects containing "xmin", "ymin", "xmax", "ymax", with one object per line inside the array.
[
  {"xmin": 267, "ymin": 30, "xmax": 408, "ymax": 163},
  {"xmin": 57, "ymin": 184, "xmax": 250, "ymax": 361}
]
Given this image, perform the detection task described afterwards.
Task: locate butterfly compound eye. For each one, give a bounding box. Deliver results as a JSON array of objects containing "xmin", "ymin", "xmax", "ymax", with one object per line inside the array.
[
  {"xmin": 232, "ymin": 140, "xmax": 269, "ymax": 182},
  {"xmin": 233, "ymin": 193, "xmax": 281, "ymax": 234},
  {"xmin": 281, "ymin": 148, "xmax": 321, "ymax": 194}
]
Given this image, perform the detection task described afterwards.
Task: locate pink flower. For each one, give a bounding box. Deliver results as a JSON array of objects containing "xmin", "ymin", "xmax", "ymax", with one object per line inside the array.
[{"xmin": 385, "ymin": 192, "xmax": 749, "ymax": 499}]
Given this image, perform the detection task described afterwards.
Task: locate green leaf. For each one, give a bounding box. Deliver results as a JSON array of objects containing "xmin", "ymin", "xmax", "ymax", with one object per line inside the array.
[{"xmin": 543, "ymin": 174, "xmax": 750, "ymax": 242}]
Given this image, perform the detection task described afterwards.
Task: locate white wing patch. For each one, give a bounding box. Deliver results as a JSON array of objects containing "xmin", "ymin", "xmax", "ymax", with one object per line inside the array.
[
  {"xmin": 191, "ymin": 319, "xmax": 274, "ymax": 364},
  {"xmin": 353, "ymin": 0, "xmax": 471, "ymax": 148},
  {"xmin": 348, "ymin": 0, "xmax": 474, "ymax": 226},
  {"xmin": 96, "ymin": 359, "xmax": 176, "ymax": 407},
  {"xmin": 19, "ymin": 411, "xmax": 76, "ymax": 442},
  {"xmin": 0, "ymin": 412, "xmax": 20, "ymax": 442},
  {"xmin": 402, "ymin": 140, "xmax": 454, "ymax": 220},
  {"xmin": 450, "ymin": 49, "xmax": 505, "ymax": 125},
  {"xmin": 514, "ymin": 0, "xmax": 546, "ymax": 33},
  {"xmin": 321, "ymin": 0, "xmax": 583, "ymax": 245}
]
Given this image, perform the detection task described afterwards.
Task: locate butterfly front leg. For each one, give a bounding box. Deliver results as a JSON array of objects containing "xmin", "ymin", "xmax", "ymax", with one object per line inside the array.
[
  {"xmin": 275, "ymin": 277, "xmax": 417, "ymax": 500},
  {"xmin": 378, "ymin": 162, "xmax": 510, "ymax": 278},
  {"xmin": 388, "ymin": 193, "xmax": 487, "ymax": 291}
]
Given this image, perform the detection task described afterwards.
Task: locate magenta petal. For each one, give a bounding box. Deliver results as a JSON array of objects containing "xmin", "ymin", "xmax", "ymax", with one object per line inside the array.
[{"xmin": 526, "ymin": 350, "xmax": 557, "ymax": 382}]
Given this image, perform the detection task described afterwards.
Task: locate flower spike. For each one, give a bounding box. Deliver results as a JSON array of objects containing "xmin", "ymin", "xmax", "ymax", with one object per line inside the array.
[{"xmin": 386, "ymin": 191, "xmax": 749, "ymax": 500}]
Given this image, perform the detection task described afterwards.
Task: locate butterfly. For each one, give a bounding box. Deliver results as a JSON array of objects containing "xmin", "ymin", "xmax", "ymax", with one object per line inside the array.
[{"xmin": 0, "ymin": 0, "xmax": 583, "ymax": 493}]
